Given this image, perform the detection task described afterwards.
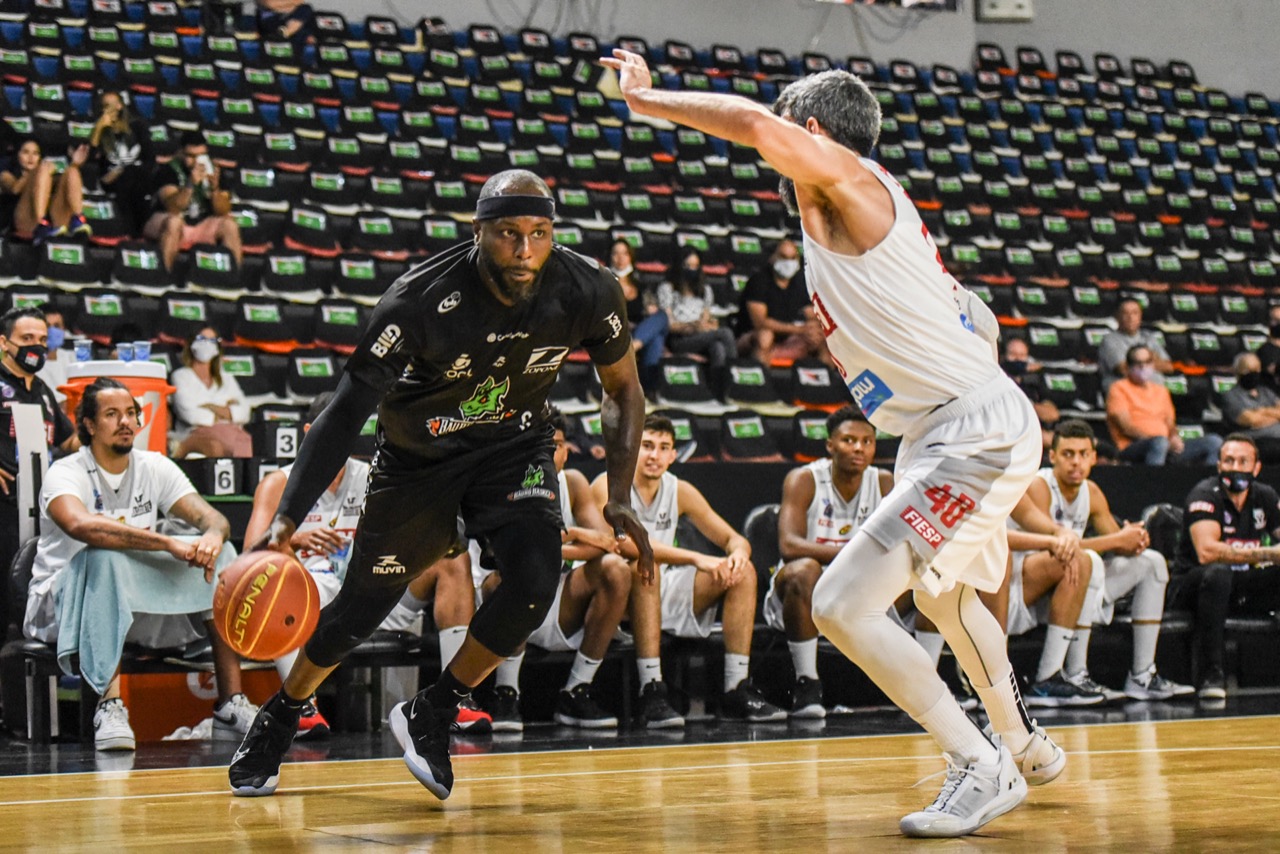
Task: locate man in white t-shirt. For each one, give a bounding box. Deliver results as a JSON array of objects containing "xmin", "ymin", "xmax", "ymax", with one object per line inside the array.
[
  {"xmin": 25, "ymin": 377, "xmax": 257, "ymax": 752},
  {"xmin": 607, "ymin": 50, "xmax": 1064, "ymax": 837}
]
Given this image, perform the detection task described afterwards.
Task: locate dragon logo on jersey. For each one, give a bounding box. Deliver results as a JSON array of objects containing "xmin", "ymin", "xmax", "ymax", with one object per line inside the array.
[
  {"xmin": 427, "ymin": 375, "xmax": 516, "ymax": 436},
  {"xmin": 508, "ymin": 463, "xmax": 556, "ymax": 501}
]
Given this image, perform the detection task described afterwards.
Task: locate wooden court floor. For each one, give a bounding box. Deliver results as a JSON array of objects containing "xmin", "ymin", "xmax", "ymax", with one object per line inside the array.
[{"xmin": 0, "ymin": 716, "xmax": 1277, "ymax": 852}]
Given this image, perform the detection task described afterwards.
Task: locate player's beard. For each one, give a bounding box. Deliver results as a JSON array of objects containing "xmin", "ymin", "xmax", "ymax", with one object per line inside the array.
[
  {"xmin": 480, "ymin": 250, "xmax": 543, "ymax": 304},
  {"xmin": 779, "ymin": 175, "xmax": 799, "ymax": 216},
  {"xmin": 109, "ymin": 440, "xmax": 134, "ymax": 455}
]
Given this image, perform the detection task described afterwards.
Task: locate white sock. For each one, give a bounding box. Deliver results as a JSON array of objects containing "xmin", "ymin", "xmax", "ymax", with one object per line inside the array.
[
  {"xmin": 1065, "ymin": 627, "xmax": 1091, "ymax": 676},
  {"xmin": 970, "ymin": 666, "xmax": 1033, "ymax": 755},
  {"xmin": 914, "ymin": 691, "xmax": 998, "ymax": 765},
  {"xmin": 496, "ymin": 651, "xmax": 524, "ymax": 691},
  {"xmin": 565, "ymin": 652, "xmax": 602, "ymax": 690},
  {"xmin": 788, "ymin": 639, "xmax": 819, "ymax": 680},
  {"xmin": 438, "ymin": 625, "xmax": 467, "ymax": 668},
  {"xmin": 914, "ymin": 630, "xmax": 946, "ymax": 670},
  {"xmin": 1132, "ymin": 623, "xmax": 1160, "ymax": 675},
  {"xmin": 637, "ymin": 657, "xmax": 662, "ymax": 688},
  {"xmin": 275, "ymin": 648, "xmax": 298, "ymax": 684},
  {"xmin": 1036, "ymin": 625, "xmax": 1075, "ymax": 682},
  {"xmin": 724, "ymin": 653, "xmax": 750, "ymax": 692}
]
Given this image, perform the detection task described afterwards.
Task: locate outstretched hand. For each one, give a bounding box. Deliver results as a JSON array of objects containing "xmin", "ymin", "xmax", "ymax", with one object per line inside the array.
[
  {"xmin": 600, "ymin": 49, "xmax": 653, "ymax": 106},
  {"xmin": 603, "ymin": 499, "xmax": 655, "ymax": 585}
]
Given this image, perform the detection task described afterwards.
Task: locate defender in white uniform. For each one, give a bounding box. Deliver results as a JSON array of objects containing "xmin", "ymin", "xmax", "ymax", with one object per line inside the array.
[
  {"xmin": 476, "ymin": 412, "xmax": 634, "ymax": 731},
  {"xmin": 607, "ymin": 50, "xmax": 1064, "ymax": 837},
  {"xmin": 1022, "ymin": 420, "xmax": 1192, "ymax": 702},
  {"xmin": 768, "ymin": 406, "xmax": 891, "ymax": 717},
  {"xmin": 594, "ymin": 414, "xmax": 785, "ymax": 727},
  {"xmin": 244, "ymin": 394, "xmax": 482, "ymax": 737}
]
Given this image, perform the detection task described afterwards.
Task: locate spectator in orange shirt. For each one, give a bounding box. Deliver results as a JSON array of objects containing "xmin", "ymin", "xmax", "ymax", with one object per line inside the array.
[{"xmin": 1106, "ymin": 344, "xmax": 1223, "ymax": 465}]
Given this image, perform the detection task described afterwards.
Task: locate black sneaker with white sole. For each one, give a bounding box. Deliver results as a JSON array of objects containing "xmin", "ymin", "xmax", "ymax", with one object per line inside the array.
[
  {"xmin": 790, "ymin": 676, "xmax": 826, "ymax": 719},
  {"xmin": 228, "ymin": 693, "xmax": 301, "ymax": 797},
  {"xmin": 721, "ymin": 680, "xmax": 787, "ymax": 722},
  {"xmin": 389, "ymin": 693, "xmax": 455, "ymax": 800},
  {"xmin": 638, "ymin": 681, "xmax": 685, "ymax": 729},
  {"xmin": 489, "ymin": 685, "xmax": 524, "ymax": 733},
  {"xmin": 554, "ymin": 684, "xmax": 619, "ymax": 728}
]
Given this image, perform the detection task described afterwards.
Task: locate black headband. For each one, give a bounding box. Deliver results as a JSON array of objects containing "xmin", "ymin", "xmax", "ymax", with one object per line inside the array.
[{"xmin": 474, "ymin": 194, "xmax": 556, "ymax": 221}]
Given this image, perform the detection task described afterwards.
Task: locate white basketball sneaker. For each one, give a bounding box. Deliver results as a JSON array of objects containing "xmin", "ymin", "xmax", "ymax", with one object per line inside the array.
[
  {"xmin": 983, "ymin": 720, "xmax": 1066, "ymax": 786},
  {"xmin": 213, "ymin": 693, "xmax": 261, "ymax": 741},
  {"xmin": 900, "ymin": 743, "xmax": 1027, "ymax": 838},
  {"xmin": 93, "ymin": 698, "xmax": 136, "ymax": 752}
]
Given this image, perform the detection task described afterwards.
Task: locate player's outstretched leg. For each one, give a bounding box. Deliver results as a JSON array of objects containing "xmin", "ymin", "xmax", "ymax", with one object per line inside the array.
[
  {"xmin": 390, "ymin": 690, "xmax": 456, "ymax": 800},
  {"xmin": 228, "ymin": 691, "xmax": 304, "ymax": 797},
  {"xmin": 811, "ymin": 534, "xmax": 1027, "ymax": 837}
]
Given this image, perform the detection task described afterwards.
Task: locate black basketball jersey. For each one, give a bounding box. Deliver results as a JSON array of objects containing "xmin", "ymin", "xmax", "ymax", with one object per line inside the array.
[{"xmin": 345, "ymin": 241, "xmax": 631, "ymax": 461}]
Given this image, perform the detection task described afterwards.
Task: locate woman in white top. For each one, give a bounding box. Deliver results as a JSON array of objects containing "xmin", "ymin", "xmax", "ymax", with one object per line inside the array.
[
  {"xmin": 171, "ymin": 326, "xmax": 252, "ymax": 457},
  {"xmin": 655, "ymin": 248, "xmax": 735, "ymax": 385}
]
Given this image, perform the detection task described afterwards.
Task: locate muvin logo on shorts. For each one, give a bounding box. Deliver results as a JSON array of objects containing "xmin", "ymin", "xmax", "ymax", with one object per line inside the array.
[
  {"xmin": 508, "ymin": 464, "xmax": 556, "ymax": 502},
  {"xmin": 372, "ymin": 555, "xmax": 407, "ymax": 575},
  {"xmin": 849, "ymin": 369, "xmax": 893, "ymax": 417}
]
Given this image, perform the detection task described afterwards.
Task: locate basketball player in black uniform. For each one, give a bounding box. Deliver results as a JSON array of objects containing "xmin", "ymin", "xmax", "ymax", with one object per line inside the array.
[{"xmin": 229, "ymin": 170, "xmax": 654, "ymax": 799}]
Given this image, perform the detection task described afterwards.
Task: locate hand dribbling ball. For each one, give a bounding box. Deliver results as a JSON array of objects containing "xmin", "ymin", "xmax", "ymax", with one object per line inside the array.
[{"xmin": 213, "ymin": 550, "xmax": 319, "ymax": 660}]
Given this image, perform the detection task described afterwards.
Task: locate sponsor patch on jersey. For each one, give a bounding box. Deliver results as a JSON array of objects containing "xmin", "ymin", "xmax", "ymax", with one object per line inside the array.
[
  {"xmin": 370, "ymin": 323, "xmax": 401, "ymax": 358},
  {"xmin": 604, "ymin": 311, "xmax": 623, "ymax": 340},
  {"xmin": 1188, "ymin": 501, "xmax": 1216, "ymax": 514},
  {"xmin": 427, "ymin": 375, "xmax": 516, "ymax": 436},
  {"xmin": 849, "ymin": 369, "xmax": 893, "ymax": 417},
  {"xmin": 900, "ymin": 506, "xmax": 943, "ymax": 548},
  {"xmin": 524, "ymin": 346, "xmax": 569, "ymax": 374},
  {"xmin": 437, "ymin": 291, "xmax": 461, "ymax": 313}
]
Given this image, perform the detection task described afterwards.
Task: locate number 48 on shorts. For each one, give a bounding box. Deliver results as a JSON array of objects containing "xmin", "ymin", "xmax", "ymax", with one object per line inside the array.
[{"xmin": 923, "ymin": 484, "xmax": 975, "ymax": 528}]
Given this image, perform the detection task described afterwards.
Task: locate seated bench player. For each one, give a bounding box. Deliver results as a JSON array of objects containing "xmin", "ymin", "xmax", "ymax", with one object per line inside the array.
[
  {"xmin": 244, "ymin": 392, "xmax": 490, "ymax": 736},
  {"xmin": 768, "ymin": 405, "xmax": 892, "ymax": 717},
  {"xmin": 475, "ymin": 409, "xmax": 634, "ymax": 731},
  {"xmin": 594, "ymin": 414, "xmax": 785, "ymax": 727},
  {"xmin": 1037, "ymin": 420, "xmax": 1193, "ymax": 701},
  {"xmin": 24, "ymin": 378, "xmax": 256, "ymax": 751}
]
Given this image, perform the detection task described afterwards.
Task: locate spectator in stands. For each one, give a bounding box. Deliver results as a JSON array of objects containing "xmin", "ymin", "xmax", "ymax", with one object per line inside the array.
[
  {"xmin": 657, "ymin": 248, "xmax": 735, "ymax": 390},
  {"xmin": 23, "ymin": 377, "xmax": 257, "ymax": 751},
  {"xmin": 769, "ymin": 405, "xmax": 893, "ymax": 717},
  {"xmin": 1170, "ymin": 434, "xmax": 1280, "ymax": 699},
  {"xmin": 1257, "ymin": 303, "xmax": 1280, "ymax": 393},
  {"xmin": 255, "ymin": 0, "xmax": 315, "ymax": 45},
  {"xmin": 89, "ymin": 90, "xmax": 149, "ymax": 234},
  {"xmin": 736, "ymin": 237, "xmax": 826, "ymax": 366},
  {"xmin": 243, "ymin": 392, "xmax": 488, "ymax": 738},
  {"xmin": 143, "ymin": 131, "xmax": 240, "ymax": 273},
  {"xmin": 1030, "ymin": 419, "xmax": 1192, "ymax": 702},
  {"xmin": 479, "ymin": 410, "xmax": 633, "ymax": 731},
  {"xmin": 1, "ymin": 308, "xmax": 78, "ymax": 627},
  {"xmin": 1097, "ymin": 296, "xmax": 1172, "ymax": 394},
  {"xmin": 1002, "ymin": 335, "xmax": 1058, "ymax": 452},
  {"xmin": 1221, "ymin": 351, "xmax": 1280, "ymax": 462},
  {"xmin": 34, "ymin": 308, "xmax": 69, "ymax": 404},
  {"xmin": 170, "ymin": 327, "xmax": 252, "ymax": 458},
  {"xmin": 0, "ymin": 138, "xmax": 91, "ymax": 245},
  {"xmin": 609, "ymin": 239, "xmax": 668, "ymax": 392},
  {"xmin": 593, "ymin": 414, "xmax": 784, "ymax": 727},
  {"xmin": 1106, "ymin": 344, "xmax": 1222, "ymax": 465}
]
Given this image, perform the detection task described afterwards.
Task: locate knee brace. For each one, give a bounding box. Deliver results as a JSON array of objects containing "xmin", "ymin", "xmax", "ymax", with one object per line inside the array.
[
  {"xmin": 466, "ymin": 525, "xmax": 563, "ymax": 657},
  {"xmin": 305, "ymin": 583, "xmax": 408, "ymax": 668}
]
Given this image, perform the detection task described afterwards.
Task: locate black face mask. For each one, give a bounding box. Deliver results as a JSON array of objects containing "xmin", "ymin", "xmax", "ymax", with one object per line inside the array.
[
  {"xmin": 7, "ymin": 343, "xmax": 45, "ymax": 374},
  {"xmin": 1003, "ymin": 359, "xmax": 1029, "ymax": 377},
  {"xmin": 680, "ymin": 267, "xmax": 701, "ymax": 286},
  {"xmin": 1240, "ymin": 371, "xmax": 1263, "ymax": 391},
  {"xmin": 1220, "ymin": 470, "xmax": 1255, "ymax": 494},
  {"xmin": 1271, "ymin": 323, "xmax": 1280, "ymax": 339}
]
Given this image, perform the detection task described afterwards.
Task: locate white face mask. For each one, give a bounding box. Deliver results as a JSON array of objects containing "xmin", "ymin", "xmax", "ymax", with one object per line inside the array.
[
  {"xmin": 611, "ymin": 264, "xmax": 634, "ymax": 279},
  {"xmin": 774, "ymin": 258, "xmax": 801, "ymax": 280},
  {"xmin": 191, "ymin": 338, "xmax": 220, "ymax": 364}
]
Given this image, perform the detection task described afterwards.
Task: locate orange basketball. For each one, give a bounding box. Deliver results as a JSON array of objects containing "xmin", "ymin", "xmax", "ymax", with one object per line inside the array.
[{"xmin": 213, "ymin": 550, "xmax": 320, "ymax": 661}]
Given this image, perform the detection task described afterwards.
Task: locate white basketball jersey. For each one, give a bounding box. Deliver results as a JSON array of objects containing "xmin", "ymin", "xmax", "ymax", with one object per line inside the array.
[
  {"xmin": 1039, "ymin": 468, "xmax": 1090, "ymax": 536},
  {"xmin": 557, "ymin": 470, "xmax": 572, "ymax": 528},
  {"xmin": 633, "ymin": 471, "xmax": 680, "ymax": 548},
  {"xmin": 284, "ymin": 457, "xmax": 369, "ymax": 574},
  {"xmin": 801, "ymin": 157, "xmax": 1002, "ymax": 436},
  {"xmin": 805, "ymin": 459, "xmax": 883, "ymax": 546}
]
